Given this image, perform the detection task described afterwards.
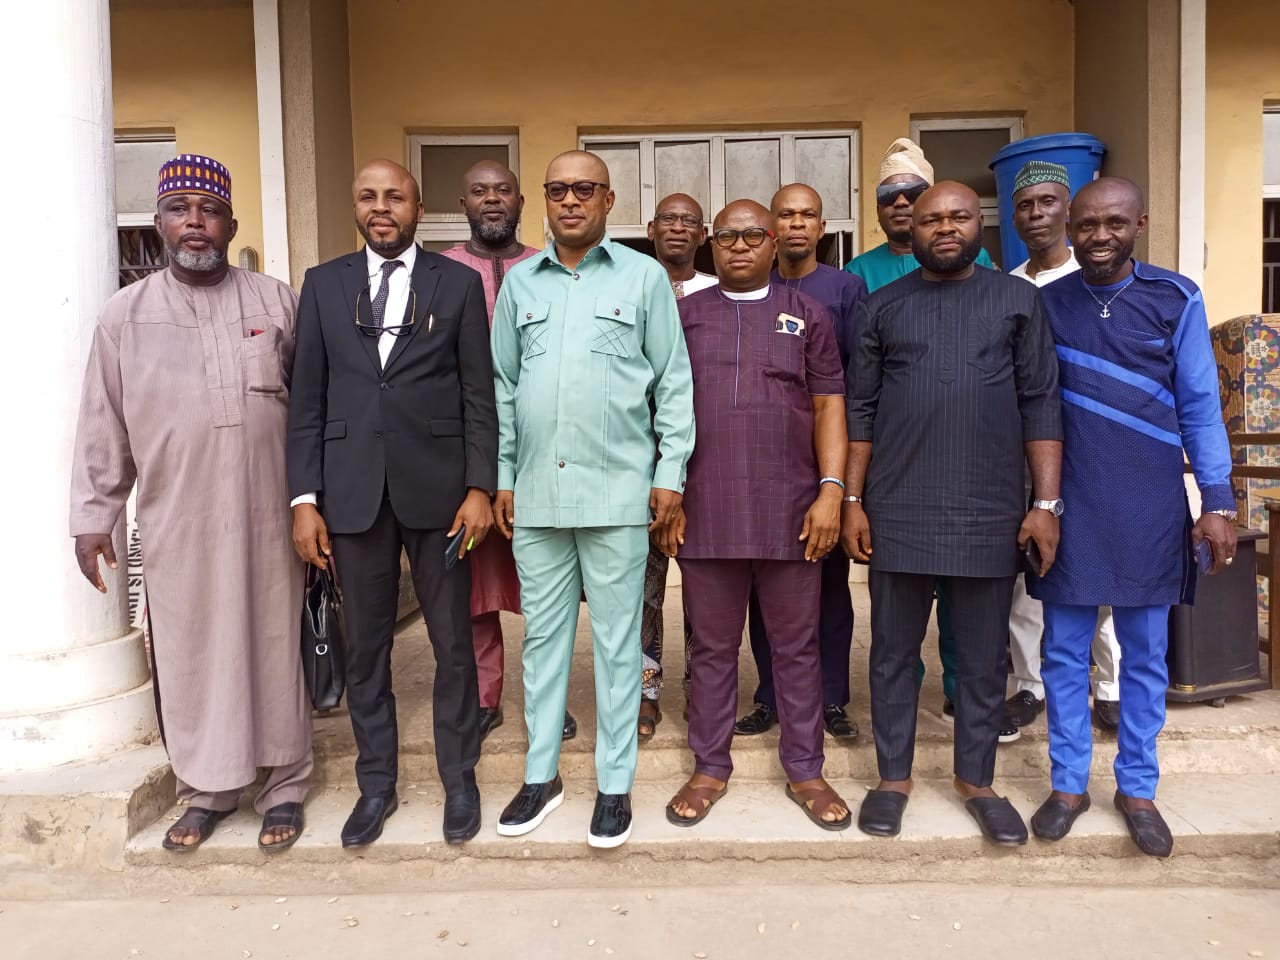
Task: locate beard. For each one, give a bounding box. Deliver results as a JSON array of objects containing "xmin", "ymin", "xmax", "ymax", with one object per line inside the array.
[
  {"xmin": 169, "ymin": 246, "xmax": 226, "ymax": 272},
  {"xmin": 780, "ymin": 243, "xmax": 813, "ymax": 263},
  {"xmin": 913, "ymin": 232, "xmax": 985, "ymax": 275},
  {"xmin": 1080, "ymin": 239, "xmax": 1136, "ymax": 283},
  {"xmin": 358, "ymin": 220, "xmax": 416, "ymax": 256},
  {"xmin": 467, "ymin": 212, "xmax": 519, "ymax": 247}
]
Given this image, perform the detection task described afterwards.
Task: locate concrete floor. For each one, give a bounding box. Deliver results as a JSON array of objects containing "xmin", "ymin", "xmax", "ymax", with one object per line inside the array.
[{"xmin": 5, "ymin": 885, "xmax": 1278, "ymax": 960}]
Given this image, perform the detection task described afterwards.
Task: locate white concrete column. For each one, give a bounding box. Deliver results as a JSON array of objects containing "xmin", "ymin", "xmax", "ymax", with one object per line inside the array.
[
  {"xmin": 1179, "ymin": 0, "xmax": 1207, "ymax": 285},
  {"xmin": 0, "ymin": 0, "xmax": 155, "ymax": 775},
  {"xmin": 254, "ymin": 0, "xmax": 291, "ymax": 283}
]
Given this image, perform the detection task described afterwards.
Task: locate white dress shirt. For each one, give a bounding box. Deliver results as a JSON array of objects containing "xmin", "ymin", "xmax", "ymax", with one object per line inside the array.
[
  {"xmin": 291, "ymin": 243, "xmax": 419, "ymax": 509},
  {"xmin": 1010, "ymin": 250, "xmax": 1080, "ymax": 288}
]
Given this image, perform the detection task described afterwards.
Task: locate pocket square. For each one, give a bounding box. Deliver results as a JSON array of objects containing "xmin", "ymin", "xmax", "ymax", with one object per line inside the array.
[{"xmin": 774, "ymin": 312, "xmax": 806, "ymax": 336}]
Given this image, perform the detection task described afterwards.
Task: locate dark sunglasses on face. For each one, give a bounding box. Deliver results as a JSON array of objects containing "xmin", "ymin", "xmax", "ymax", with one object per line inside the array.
[
  {"xmin": 711, "ymin": 227, "xmax": 774, "ymax": 249},
  {"xmin": 876, "ymin": 182, "xmax": 929, "ymax": 207},
  {"xmin": 543, "ymin": 180, "xmax": 610, "ymax": 202},
  {"xmin": 654, "ymin": 212, "xmax": 703, "ymax": 228}
]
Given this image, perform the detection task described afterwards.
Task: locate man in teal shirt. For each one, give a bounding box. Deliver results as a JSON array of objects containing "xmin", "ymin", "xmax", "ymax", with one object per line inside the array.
[
  {"xmin": 490, "ymin": 150, "xmax": 695, "ymax": 848},
  {"xmin": 845, "ymin": 137, "xmax": 996, "ymax": 290}
]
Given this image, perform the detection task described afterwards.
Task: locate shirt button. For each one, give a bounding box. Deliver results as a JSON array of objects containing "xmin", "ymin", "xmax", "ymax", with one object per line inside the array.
[
  {"xmin": 572, "ymin": 273, "xmax": 580, "ymax": 281},
  {"xmin": 374, "ymin": 431, "xmax": 383, "ymax": 439},
  {"xmin": 526, "ymin": 313, "xmax": 533, "ymax": 319},
  {"xmin": 613, "ymin": 308, "xmax": 620, "ymax": 316},
  {"xmin": 558, "ymin": 461, "xmax": 566, "ymax": 468},
  {"xmin": 379, "ymin": 382, "xmax": 389, "ymax": 391}
]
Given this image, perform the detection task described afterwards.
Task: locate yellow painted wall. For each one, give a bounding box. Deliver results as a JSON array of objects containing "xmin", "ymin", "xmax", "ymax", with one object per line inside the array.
[
  {"xmin": 1205, "ymin": 0, "xmax": 1280, "ymax": 321},
  {"xmin": 347, "ymin": 0, "xmax": 1076, "ymax": 253},
  {"xmin": 110, "ymin": 3, "xmax": 264, "ymax": 270}
]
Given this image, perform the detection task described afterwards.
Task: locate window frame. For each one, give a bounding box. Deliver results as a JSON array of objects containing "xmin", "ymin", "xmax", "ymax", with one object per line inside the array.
[
  {"xmin": 406, "ymin": 133, "xmax": 521, "ymax": 244},
  {"xmin": 577, "ymin": 129, "xmax": 860, "ymax": 258},
  {"xmin": 114, "ymin": 131, "xmax": 177, "ymax": 227},
  {"xmin": 1264, "ymin": 105, "xmax": 1280, "ymax": 199},
  {"xmin": 908, "ymin": 115, "xmax": 1025, "ymax": 228}
]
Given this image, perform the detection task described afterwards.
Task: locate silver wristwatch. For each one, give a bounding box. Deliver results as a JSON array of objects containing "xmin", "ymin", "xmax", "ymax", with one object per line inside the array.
[{"xmin": 1032, "ymin": 498, "xmax": 1065, "ymax": 517}]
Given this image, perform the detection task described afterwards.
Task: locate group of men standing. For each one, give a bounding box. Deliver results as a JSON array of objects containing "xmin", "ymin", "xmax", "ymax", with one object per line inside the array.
[{"xmin": 69, "ymin": 133, "xmax": 1236, "ymax": 860}]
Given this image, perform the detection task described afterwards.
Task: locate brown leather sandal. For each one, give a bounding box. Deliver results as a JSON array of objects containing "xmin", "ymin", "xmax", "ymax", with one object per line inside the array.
[
  {"xmin": 638, "ymin": 699, "xmax": 662, "ymax": 742},
  {"xmin": 786, "ymin": 779, "xmax": 852, "ymax": 832},
  {"xmin": 665, "ymin": 777, "xmax": 728, "ymax": 827}
]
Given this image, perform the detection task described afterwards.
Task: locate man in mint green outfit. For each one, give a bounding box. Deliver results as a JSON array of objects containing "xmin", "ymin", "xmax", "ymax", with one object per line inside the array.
[{"xmin": 490, "ymin": 150, "xmax": 695, "ymax": 849}]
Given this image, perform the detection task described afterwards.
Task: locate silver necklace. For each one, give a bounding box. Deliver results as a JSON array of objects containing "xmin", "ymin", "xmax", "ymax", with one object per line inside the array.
[{"xmin": 1081, "ymin": 274, "xmax": 1135, "ymax": 318}]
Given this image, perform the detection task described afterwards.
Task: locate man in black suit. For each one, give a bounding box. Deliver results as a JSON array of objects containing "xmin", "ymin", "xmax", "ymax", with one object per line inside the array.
[{"xmin": 287, "ymin": 158, "xmax": 497, "ymax": 847}]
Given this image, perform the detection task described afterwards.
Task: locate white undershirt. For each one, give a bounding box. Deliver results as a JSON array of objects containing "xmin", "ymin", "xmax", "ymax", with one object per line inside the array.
[
  {"xmin": 290, "ymin": 243, "xmax": 419, "ymax": 509},
  {"xmin": 719, "ymin": 284, "xmax": 771, "ymax": 301}
]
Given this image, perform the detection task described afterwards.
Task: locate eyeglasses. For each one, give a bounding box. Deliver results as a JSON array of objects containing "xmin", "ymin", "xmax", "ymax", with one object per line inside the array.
[
  {"xmin": 654, "ymin": 212, "xmax": 703, "ymax": 229},
  {"xmin": 543, "ymin": 180, "xmax": 610, "ymax": 202},
  {"xmin": 876, "ymin": 182, "xmax": 929, "ymax": 207},
  {"xmin": 711, "ymin": 227, "xmax": 774, "ymax": 249},
  {"xmin": 354, "ymin": 287, "xmax": 417, "ymax": 338}
]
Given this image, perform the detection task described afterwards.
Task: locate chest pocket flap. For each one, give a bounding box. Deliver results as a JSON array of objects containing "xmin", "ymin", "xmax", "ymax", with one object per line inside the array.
[
  {"xmin": 517, "ymin": 301, "xmax": 551, "ymax": 359},
  {"xmin": 591, "ymin": 298, "xmax": 638, "ymax": 358}
]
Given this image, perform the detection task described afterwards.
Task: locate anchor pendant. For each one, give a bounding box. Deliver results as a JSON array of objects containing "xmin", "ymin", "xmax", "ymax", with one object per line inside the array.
[{"xmin": 1100, "ymin": 305, "xmax": 1111, "ymax": 318}]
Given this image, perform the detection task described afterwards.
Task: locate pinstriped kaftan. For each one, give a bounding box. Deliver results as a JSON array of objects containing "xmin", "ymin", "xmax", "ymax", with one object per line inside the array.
[{"xmin": 69, "ymin": 267, "xmax": 312, "ymax": 792}]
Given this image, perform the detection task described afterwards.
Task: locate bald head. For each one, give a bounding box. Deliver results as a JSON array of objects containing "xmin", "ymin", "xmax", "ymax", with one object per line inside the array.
[
  {"xmin": 910, "ymin": 181, "xmax": 985, "ymax": 278},
  {"xmin": 771, "ymin": 183, "xmax": 825, "ymax": 268},
  {"xmin": 657, "ymin": 193, "xmax": 704, "ymax": 220},
  {"xmin": 711, "ymin": 199, "xmax": 775, "ymax": 292},
  {"xmin": 545, "ymin": 149, "xmax": 610, "ymax": 184},
  {"xmin": 353, "ymin": 158, "xmax": 422, "ymax": 258},
  {"xmin": 543, "ymin": 150, "xmax": 614, "ymax": 259},
  {"xmin": 460, "ymin": 160, "xmax": 523, "ymax": 249},
  {"xmin": 1069, "ymin": 177, "xmax": 1148, "ymax": 284}
]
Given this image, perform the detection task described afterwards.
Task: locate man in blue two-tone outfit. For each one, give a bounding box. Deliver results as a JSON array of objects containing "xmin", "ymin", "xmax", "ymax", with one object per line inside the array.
[{"xmin": 1029, "ymin": 178, "xmax": 1237, "ymax": 858}]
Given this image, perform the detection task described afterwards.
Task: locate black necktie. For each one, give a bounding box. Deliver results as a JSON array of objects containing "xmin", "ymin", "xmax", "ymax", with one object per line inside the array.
[{"xmin": 371, "ymin": 260, "xmax": 403, "ymax": 329}]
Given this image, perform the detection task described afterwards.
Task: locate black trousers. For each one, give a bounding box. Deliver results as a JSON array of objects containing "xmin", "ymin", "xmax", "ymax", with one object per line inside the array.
[
  {"xmin": 868, "ymin": 570, "xmax": 1014, "ymax": 786},
  {"xmin": 330, "ymin": 496, "xmax": 480, "ymax": 798}
]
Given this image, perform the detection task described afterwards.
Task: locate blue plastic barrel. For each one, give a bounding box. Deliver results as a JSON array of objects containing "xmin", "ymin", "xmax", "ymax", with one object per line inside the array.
[{"xmin": 989, "ymin": 132, "xmax": 1106, "ymax": 271}]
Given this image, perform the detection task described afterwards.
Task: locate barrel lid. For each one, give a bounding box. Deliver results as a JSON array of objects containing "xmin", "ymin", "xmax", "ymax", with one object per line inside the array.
[{"xmin": 989, "ymin": 132, "xmax": 1106, "ymax": 169}]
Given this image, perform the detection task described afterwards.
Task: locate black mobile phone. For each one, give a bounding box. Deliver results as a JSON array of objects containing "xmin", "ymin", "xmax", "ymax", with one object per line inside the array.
[
  {"xmin": 444, "ymin": 523, "xmax": 467, "ymax": 571},
  {"xmin": 1194, "ymin": 538, "xmax": 1213, "ymax": 574},
  {"xmin": 1023, "ymin": 538, "xmax": 1044, "ymax": 576}
]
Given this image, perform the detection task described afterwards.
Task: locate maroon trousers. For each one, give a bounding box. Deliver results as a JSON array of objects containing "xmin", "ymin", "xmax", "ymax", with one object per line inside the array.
[
  {"xmin": 472, "ymin": 611, "xmax": 505, "ymax": 709},
  {"xmin": 679, "ymin": 557, "xmax": 824, "ymax": 783}
]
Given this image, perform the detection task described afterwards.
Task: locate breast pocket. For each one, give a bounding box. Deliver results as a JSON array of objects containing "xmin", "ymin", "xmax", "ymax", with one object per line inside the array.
[
  {"xmin": 761, "ymin": 330, "xmax": 806, "ymax": 385},
  {"xmin": 517, "ymin": 302, "xmax": 551, "ymax": 360},
  {"xmin": 966, "ymin": 312, "xmax": 1014, "ymax": 377},
  {"xmin": 240, "ymin": 326, "xmax": 286, "ymax": 395},
  {"xmin": 590, "ymin": 298, "xmax": 637, "ymax": 359}
]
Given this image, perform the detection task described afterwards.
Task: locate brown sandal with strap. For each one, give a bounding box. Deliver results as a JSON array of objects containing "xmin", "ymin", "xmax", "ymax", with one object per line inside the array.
[
  {"xmin": 638, "ymin": 699, "xmax": 662, "ymax": 742},
  {"xmin": 785, "ymin": 779, "xmax": 852, "ymax": 832},
  {"xmin": 665, "ymin": 777, "xmax": 728, "ymax": 827}
]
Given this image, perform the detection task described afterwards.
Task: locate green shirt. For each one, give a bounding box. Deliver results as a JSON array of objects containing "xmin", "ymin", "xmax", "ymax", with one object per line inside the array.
[
  {"xmin": 492, "ymin": 234, "xmax": 695, "ymax": 527},
  {"xmin": 844, "ymin": 242, "xmax": 997, "ymax": 292}
]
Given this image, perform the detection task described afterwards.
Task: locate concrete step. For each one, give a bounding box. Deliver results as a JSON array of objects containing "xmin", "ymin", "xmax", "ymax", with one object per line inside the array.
[
  {"xmin": 309, "ymin": 703, "xmax": 1280, "ymax": 787},
  {"xmin": 124, "ymin": 773, "xmax": 1280, "ymax": 895}
]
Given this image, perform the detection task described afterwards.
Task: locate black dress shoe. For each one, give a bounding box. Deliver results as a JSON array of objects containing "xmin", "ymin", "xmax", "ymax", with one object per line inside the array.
[
  {"xmin": 823, "ymin": 704, "xmax": 859, "ymax": 740},
  {"xmin": 1031, "ymin": 791, "xmax": 1092, "ymax": 841},
  {"xmin": 733, "ymin": 702, "xmax": 778, "ymax": 736},
  {"xmin": 964, "ymin": 796, "xmax": 1028, "ymax": 846},
  {"xmin": 857, "ymin": 789, "xmax": 909, "ymax": 837},
  {"xmin": 1004, "ymin": 690, "xmax": 1046, "ymax": 728},
  {"xmin": 1113, "ymin": 791, "xmax": 1173, "ymax": 858},
  {"xmin": 1094, "ymin": 699, "xmax": 1121, "ymax": 731},
  {"xmin": 587, "ymin": 792, "xmax": 632, "ymax": 848},
  {"xmin": 497, "ymin": 775, "xmax": 564, "ymax": 837},
  {"xmin": 442, "ymin": 785, "xmax": 482, "ymax": 844},
  {"xmin": 562, "ymin": 711, "xmax": 577, "ymax": 741},
  {"xmin": 479, "ymin": 705, "xmax": 504, "ymax": 742},
  {"xmin": 341, "ymin": 793, "xmax": 398, "ymax": 848}
]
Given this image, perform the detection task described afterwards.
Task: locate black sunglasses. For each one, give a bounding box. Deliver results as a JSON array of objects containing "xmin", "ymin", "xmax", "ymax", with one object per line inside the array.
[
  {"xmin": 876, "ymin": 182, "xmax": 929, "ymax": 207},
  {"xmin": 354, "ymin": 287, "xmax": 417, "ymax": 338},
  {"xmin": 711, "ymin": 227, "xmax": 774, "ymax": 249},
  {"xmin": 544, "ymin": 180, "xmax": 610, "ymax": 202}
]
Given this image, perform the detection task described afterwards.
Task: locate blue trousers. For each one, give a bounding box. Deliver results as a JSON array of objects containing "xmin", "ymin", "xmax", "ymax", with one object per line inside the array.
[
  {"xmin": 1042, "ymin": 603, "xmax": 1170, "ymax": 799},
  {"xmin": 747, "ymin": 550, "xmax": 854, "ymax": 708},
  {"xmin": 512, "ymin": 525, "xmax": 648, "ymax": 795}
]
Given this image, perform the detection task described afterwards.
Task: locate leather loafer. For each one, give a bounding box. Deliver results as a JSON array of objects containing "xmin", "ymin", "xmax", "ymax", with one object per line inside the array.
[
  {"xmin": 587, "ymin": 792, "xmax": 632, "ymax": 849},
  {"xmin": 442, "ymin": 785, "xmax": 481, "ymax": 844},
  {"xmin": 1004, "ymin": 690, "xmax": 1045, "ymax": 728},
  {"xmin": 341, "ymin": 793, "xmax": 398, "ymax": 848},
  {"xmin": 857, "ymin": 789, "xmax": 909, "ymax": 837},
  {"xmin": 1094, "ymin": 699, "xmax": 1121, "ymax": 731},
  {"xmin": 1113, "ymin": 791, "xmax": 1173, "ymax": 858},
  {"xmin": 1031, "ymin": 791, "xmax": 1092, "ymax": 841},
  {"xmin": 478, "ymin": 706, "xmax": 504, "ymax": 742},
  {"xmin": 497, "ymin": 775, "xmax": 564, "ymax": 837},
  {"xmin": 733, "ymin": 703, "xmax": 778, "ymax": 736},
  {"xmin": 964, "ymin": 796, "xmax": 1028, "ymax": 846},
  {"xmin": 562, "ymin": 711, "xmax": 577, "ymax": 741}
]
